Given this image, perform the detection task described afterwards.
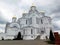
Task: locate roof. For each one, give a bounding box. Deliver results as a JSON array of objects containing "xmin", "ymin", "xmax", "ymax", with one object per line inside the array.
[{"xmin": 40, "ymin": 11, "xmax": 45, "ymax": 13}]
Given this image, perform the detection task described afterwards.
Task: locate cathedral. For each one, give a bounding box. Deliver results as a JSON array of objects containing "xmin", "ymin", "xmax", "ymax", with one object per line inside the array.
[{"xmin": 0, "ymin": 5, "xmax": 52, "ymax": 40}]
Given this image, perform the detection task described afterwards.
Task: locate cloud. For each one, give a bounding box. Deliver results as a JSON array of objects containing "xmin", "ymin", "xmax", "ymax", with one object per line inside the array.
[
  {"xmin": 0, "ymin": 1, "xmax": 14, "ymax": 22},
  {"xmin": 0, "ymin": 0, "xmax": 59, "ymax": 32}
]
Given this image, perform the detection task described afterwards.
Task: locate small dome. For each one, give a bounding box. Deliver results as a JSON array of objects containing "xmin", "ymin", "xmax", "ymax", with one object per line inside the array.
[
  {"xmin": 23, "ymin": 10, "xmax": 26, "ymax": 13},
  {"xmin": 12, "ymin": 16, "xmax": 16, "ymax": 18},
  {"xmin": 32, "ymin": 3, "xmax": 35, "ymax": 6},
  {"xmin": 40, "ymin": 11, "xmax": 45, "ymax": 13},
  {"xmin": 30, "ymin": 3, "xmax": 36, "ymax": 11}
]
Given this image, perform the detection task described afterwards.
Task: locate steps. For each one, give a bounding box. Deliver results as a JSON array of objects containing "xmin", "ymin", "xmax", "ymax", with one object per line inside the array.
[{"xmin": 35, "ymin": 35, "xmax": 40, "ymax": 40}]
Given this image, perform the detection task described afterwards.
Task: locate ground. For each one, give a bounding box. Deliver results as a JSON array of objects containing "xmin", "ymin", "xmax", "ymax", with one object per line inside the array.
[{"xmin": 0, "ymin": 40, "xmax": 54, "ymax": 45}]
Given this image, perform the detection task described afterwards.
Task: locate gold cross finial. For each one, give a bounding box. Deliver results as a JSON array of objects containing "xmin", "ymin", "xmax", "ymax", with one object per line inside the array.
[
  {"xmin": 13, "ymin": 16, "xmax": 16, "ymax": 18},
  {"xmin": 40, "ymin": 11, "xmax": 45, "ymax": 13},
  {"xmin": 23, "ymin": 10, "xmax": 26, "ymax": 13},
  {"xmin": 32, "ymin": 3, "xmax": 35, "ymax": 6}
]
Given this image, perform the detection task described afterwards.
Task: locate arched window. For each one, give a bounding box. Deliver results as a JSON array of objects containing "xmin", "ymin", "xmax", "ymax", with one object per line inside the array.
[
  {"xmin": 26, "ymin": 20, "xmax": 27, "ymax": 24},
  {"xmin": 14, "ymin": 26, "xmax": 17, "ymax": 28},
  {"xmin": 41, "ymin": 31, "xmax": 44, "ymax": 34},
  {"xmin": 41, "ymin": 27, "xmax": 45, "ymax": 34},
  {"xmin": 24, "ymin": 29, "xmax": 25, "ymax": 34},
  {"xmin": 37, "ymin": 28, "xmax": 40, "ymax": 34},
  {"xmin": 29, "ymin": 18, "xmax": 32, "ymax": 25},
  {"xmin": 31, "ymin": 29, "xmax": 33, "ymax": 38},
  {"xmin": 36, "ymin": 17, "xmax": 39, "ymax": 24},
  {"xmin": 31, "ymin": 29, "xmax": 33, "ymax": 34},
  {"xmin": 41, "ymin": 19, "xmax": 43, "ymax": 24}
]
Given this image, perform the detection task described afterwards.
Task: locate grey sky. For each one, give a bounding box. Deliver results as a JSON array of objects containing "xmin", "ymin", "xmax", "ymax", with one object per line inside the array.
[{"xmin": 0, "ymin": 0, "xmax": 60, "ymax": 32}]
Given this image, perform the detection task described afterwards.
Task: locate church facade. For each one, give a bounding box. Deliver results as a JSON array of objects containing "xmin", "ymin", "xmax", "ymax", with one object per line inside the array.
[{"xmin": 0, "ymin": 5, "xmax": 52, "ymax": 40}]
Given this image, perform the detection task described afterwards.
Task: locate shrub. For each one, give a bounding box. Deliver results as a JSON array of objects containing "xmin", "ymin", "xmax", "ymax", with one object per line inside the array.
[
  {"xmin": 49, "ymin": 30, "xmax": 55, "ymax": 43},
  {"xmin": 13, "ymin": 32, "xmax": 23, "ymax": 40}
]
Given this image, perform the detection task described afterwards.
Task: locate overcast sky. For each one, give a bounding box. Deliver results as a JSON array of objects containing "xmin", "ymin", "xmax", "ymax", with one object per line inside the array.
[{"xmin": 0, "ymin": 0, "xmax": 60, "ymax": 32}]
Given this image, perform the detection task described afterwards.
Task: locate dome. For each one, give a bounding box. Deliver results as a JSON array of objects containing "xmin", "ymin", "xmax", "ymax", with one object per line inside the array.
[
  {"xmin": 40, "ymin": 11, "xmax": 45, "ymax": 13},
  {"xmin": 32, "ymin": 3, "xmax": 35, "ymax": 6},
  {"xmin": 12, "ymin": 16, "xmax": 16, "ymax": 19}
]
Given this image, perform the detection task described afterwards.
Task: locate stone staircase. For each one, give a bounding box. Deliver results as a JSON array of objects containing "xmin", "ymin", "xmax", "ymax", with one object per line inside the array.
[{"xmin": 35, "ymin": 35, "xmax": 40, "ymax": 40}]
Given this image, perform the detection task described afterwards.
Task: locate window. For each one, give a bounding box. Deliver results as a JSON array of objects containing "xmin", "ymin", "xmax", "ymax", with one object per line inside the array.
[
  {"xmin": 31, "ymin": 29, "xmax": 33, "ymax": 34},
  {"xmin": 26, "ymin": 20, "xmax": 27, "ymax": 24},
  {"xmin": 41, "ymin": 19, "xmax": 43, "ymax": 24},
  {"xmin": 11, "ymin": 26, "xmax": 17, "ymax": 28},
  {"xmin": 41, "ymin": 27, "xmax": 45, "ymax": 34},
  {"xmin": 49, "ymin": 19, "xmax": 51, "ymax": 24},
  {"xmin": 29, "ymin": 18, "xmax": 32, "ymax": 25},
  {"xmin": 36, "ymin": 17, "xmax": 40, "ymax": 24},
  {"xmin": 24, "ymin": 29, "xmax": 25, "ymax": 34},
  {"xmin": 31, "ymin": 29, "xmax": 33, "ymax": 38},
  {"xmin": 37, "ymin": 28, "xmax": 40, "ymax": 34},
  {"xmin": 41, "ymin": 31, "xmax": 44, "ymax": 34},
  {"xmin": 31, "ymin": 36, "xmax": 33, "ymax": 38},
  {"xmin": 14, "ymin": 26, "xmax": 17, "ymax": 28}
]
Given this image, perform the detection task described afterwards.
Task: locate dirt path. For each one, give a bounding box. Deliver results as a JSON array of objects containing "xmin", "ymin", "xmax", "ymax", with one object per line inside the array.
[{"xmin": 0, "ymin": 40, "xmax": 54, "ymax": 45}]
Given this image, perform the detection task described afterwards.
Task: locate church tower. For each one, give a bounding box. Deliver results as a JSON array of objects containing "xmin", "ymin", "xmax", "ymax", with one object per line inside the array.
[{"xmin": 4, "ymin": 3, "xmax": 52, "ymax": 40}]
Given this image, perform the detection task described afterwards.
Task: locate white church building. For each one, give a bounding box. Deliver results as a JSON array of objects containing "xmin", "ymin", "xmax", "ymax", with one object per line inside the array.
[{"xmin": 0, "ymin": 5, "xmax": 52, "ymax": 40}]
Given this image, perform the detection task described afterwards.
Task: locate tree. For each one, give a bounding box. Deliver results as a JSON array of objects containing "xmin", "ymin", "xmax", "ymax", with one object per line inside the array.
[
  {"xmin": 17, "ymin": 32, "xmax": 23, "ymax": 40},
  {"xmin": 49, "ymin": 30, "xmax": 55, "ymax": 42},
  {"xmin": 13, "ymin": 32, "xmax": 23, "ymax": 40},
  {"xmin": 2, "ymin": 37, "xmax": 4, "ymax": 40}
]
